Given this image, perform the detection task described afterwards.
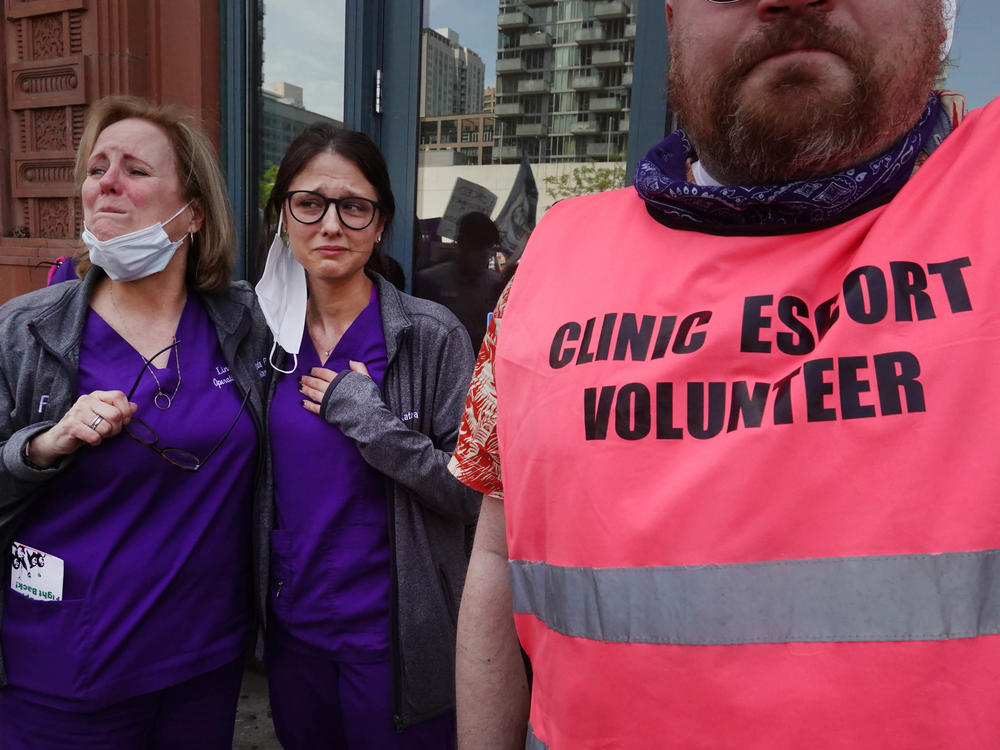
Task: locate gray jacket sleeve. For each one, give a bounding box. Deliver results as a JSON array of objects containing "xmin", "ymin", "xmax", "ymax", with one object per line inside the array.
[
  {"xmin": 0, "ymin": 303, "xmax": 75, "ymax": 526},
  {"xmin": 1, "ymin": 423, "xmax": 65, "ymax": 484},
  {"xmin": 319, "ymin": 324, "xmax": 480, "ymax": 524},
  {"xmin": 0, "ymin": 421, "xmax": 69, "ymax": 550}
]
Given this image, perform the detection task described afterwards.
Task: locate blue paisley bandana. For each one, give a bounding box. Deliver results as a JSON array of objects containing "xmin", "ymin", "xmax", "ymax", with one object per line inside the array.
[{"xmin": 634, "ymin": 94, "xmax": 952, "ymax": 230}]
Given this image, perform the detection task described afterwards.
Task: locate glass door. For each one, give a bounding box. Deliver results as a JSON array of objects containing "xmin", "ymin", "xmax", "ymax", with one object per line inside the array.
[
  {"xmin": 252, "ymin": 0, "xmax": 348, "ymax": 279},
  {"xmin": 409, "ymin": 0, "xmax": 656, "ymax": 350}
]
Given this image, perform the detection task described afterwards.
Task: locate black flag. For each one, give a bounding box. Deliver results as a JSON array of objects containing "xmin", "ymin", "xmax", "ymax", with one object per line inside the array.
[{"xmin": 494, "ymin": 153, "xmax": 538, "ymax": 262}]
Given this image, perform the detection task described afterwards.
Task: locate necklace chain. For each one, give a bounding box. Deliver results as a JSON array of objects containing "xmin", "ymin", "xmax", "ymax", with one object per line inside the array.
[
  {"xmin": 307, "ymin": 310, "xmax": 337, "ymax": 360},
  {"xmin": 144, "ymin": 339, "xmax": 182, "ymax": 409},
  {"xmin": 110, "ymin": 286, "xmax": 182, "ymax": 409}
]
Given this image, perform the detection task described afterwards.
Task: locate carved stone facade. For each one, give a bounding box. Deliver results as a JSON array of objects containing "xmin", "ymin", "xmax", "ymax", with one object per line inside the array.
[{"xmin": 0, "ymin": 0, "xmax": 221, "ymax": 303}]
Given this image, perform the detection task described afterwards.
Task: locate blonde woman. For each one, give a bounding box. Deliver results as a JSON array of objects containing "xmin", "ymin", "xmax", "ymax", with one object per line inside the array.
[{"xmin": 0, "ymin": 96, "xmax": 267, "ymax": 749}]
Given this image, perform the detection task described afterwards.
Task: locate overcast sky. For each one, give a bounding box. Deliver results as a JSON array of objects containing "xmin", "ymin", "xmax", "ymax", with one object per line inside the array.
[
  {"xmin": 262, "ymin": 0, "xmax": 347, "ymax": 120},
  {"xmin": 944, "ymin": 0, "xmax": 1000, "ymax": 110}
]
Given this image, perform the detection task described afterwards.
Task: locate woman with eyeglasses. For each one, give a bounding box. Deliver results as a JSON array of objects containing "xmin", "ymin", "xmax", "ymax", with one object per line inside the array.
[
  {"xmin": 256, "ymin": 123, "xmax": 480, "ymax": 748},
  {"xmin": 0, "ymin": 96, "xmax": 267, "ymax": 748}
]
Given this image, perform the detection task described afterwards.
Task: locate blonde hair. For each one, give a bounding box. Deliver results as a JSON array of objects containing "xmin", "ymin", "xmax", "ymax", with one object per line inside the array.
[{"xmin": 74, "ymin": 96, "xmax": 236, "ymax": 293}]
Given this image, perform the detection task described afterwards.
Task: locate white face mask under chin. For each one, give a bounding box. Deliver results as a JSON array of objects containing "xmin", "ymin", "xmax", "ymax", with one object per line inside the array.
[
  {"xmin": 82, "ymin": 202, "xmax": 191, "ymax": 282},
  {"xmin": 255, "ymin": 213, "xmax": 307, "ymax": 374}
]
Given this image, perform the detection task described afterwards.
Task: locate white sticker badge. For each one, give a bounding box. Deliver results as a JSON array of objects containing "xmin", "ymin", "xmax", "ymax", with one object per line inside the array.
[{"xmin": 10, "ymin": 542, "xmax": 64, "ymax": 602}]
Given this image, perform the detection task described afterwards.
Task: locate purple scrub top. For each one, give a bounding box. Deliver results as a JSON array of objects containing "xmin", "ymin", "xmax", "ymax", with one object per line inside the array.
[
  {"xmin": 269, "ymin": 285, "xmax": 391, "ymax": 661},
  {"xmin": 2, "ymin": 294, "xmax": 256, "ymax": 710}
]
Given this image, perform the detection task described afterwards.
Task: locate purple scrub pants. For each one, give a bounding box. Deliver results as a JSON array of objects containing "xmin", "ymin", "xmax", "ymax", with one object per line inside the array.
[
  {"xmin": 0, "ymin": 659, "xmax": 243, "ymax": 750},
  {"xmin": 267, "ymin": 629, "xmax": 455, "ymax": 750}
]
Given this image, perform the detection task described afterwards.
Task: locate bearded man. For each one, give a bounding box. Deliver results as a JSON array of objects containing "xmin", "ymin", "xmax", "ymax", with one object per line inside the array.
[{"xmin": 452, "ymin": 0, "xmax": 999, "ymax": 748}]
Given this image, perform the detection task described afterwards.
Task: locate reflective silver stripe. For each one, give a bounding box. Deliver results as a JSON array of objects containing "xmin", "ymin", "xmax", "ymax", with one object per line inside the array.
[
  {"xmin": 510, "ymin": 549, "xmax": 1000, "ymax": 645},
  {"xmin": 526, "ymin": 723, "xmax": 549, "ymax": 750}
]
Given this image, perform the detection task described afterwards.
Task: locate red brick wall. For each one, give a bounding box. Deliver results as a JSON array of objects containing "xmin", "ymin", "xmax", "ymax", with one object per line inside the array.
[{"xmin": 0, "ymin": 0, "xmax": 220, "ymax": 305}]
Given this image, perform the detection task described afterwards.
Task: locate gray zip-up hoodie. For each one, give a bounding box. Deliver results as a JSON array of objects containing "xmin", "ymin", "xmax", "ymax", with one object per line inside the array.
[
  {"xmin": 0, "ymin": 269, "xmax": 270, "ymax": 687},
  {"xmin": 258, "ymin": 273, "xmax": 481, "ymax": 731}
]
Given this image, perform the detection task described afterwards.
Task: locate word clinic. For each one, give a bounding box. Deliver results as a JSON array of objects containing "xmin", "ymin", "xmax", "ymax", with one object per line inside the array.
[
  {"xmin": 550, "ymin": 311, "xmax": 711, "ymax": 369},
  {"xmin": 584, "ymin": 352, "xmax": 925, "ymax": 441},
  {"xmin": 548, "ymin": 257, "xmax": 973, "ymax": 367}
]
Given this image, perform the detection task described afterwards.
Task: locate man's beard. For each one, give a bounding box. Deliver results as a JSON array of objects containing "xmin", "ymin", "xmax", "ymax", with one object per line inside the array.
[{"xmin": 668, "ymin": 9, "xmax": 944, "ymax": 185}]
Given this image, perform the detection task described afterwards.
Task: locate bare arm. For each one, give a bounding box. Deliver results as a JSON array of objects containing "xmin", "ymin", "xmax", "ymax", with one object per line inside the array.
[{"xmin": 456, "ymin": 494, "xmax": 529, "ymax": 750}]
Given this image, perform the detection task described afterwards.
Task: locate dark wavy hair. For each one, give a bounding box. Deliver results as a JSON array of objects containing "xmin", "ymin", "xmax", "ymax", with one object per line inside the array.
[{"xmin": 264, "ymin": 124, "xmax": 396, "ymax": 279}]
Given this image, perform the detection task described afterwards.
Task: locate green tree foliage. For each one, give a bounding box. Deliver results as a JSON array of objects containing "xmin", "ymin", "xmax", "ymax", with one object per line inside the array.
[
  {"xmin": 542, "ymin": 159, "xmax": 626, "ymax": 206},
  {"xmin": 258, "ymin": 165, "xmax": 279, "ymax": 210}
]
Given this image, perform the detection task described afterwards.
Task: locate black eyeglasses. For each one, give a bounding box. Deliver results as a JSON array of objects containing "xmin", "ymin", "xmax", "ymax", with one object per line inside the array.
[
  {"xmin": 125, "ymin": 341, "xmax": 250, "ymax": 472},
  {"xmin": 284, "ymin": 190, "xmax": 381, "ymax": 230}
]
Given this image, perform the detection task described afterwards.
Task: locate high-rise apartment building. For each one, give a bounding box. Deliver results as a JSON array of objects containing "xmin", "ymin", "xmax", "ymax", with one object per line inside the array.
[
  {"xmin": 260, "ymin": 82, "xmax": 342, "ymax": 170},
  {"xmin": 494, "ymin": 0, "xmax": 636, "ymax": 163},
  {"xmin": 420, "ymin": 28, "xmax": 486, "ymax": 117}
]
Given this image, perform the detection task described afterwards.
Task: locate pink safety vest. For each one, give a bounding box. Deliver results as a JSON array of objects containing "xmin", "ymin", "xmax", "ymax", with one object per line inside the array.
[{"xmin": 495, "ymin": 98, "xmax": 1000, "ymax": 750}]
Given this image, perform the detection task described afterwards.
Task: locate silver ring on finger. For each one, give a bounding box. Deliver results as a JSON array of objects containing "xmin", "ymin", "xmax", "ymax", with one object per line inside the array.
[{"xmin": 88, "ymin": 414, "xmax": 104, "ymax": 431}]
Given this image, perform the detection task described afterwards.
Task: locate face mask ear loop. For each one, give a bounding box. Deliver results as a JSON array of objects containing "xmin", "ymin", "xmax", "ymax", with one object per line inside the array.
[
  {"xmin": 165, "ymin": 201, "xmax": 193, "ymax": 226},
  {"xmin": 268, "ymin": 340, "xmax": 298, "ymax": 375}
]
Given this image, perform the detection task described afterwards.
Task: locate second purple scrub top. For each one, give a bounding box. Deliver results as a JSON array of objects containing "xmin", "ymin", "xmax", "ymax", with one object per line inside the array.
[{"xmin": 268, "ymin": 286, "xmax": 391, "ymax": 661}]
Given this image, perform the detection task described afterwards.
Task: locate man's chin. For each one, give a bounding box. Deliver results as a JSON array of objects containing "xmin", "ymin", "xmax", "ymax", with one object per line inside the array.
[
  {"xmin": 712, "ymin": 77, "xmax": 870, "ymax": 183},
  {"xmin": 748, "ymin": 49, "xmax": 848, "ymax": 81},
  {"xmin": 739, "ymin": 59, "xmax": 856, "ymax": 110},
  {"xmin": 734, "ymin": 71, "xmax": 859, "ymax": 140}
]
